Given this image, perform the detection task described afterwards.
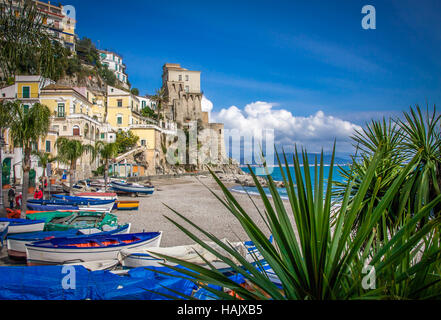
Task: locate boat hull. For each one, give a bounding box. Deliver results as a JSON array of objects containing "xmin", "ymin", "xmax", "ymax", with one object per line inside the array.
[
  {"xmin": 0, "ymin": 218, "xmax": 45, "ymax": 234},
  {"xmin": 111, "ymin": 182, "xmax": 154, "ymax": 195},
  {"xmin": 117, "ymin": 201, "xmax": 139, "ymax": 211},
  {"xmin": 120, "ymin": 241, "xmax": 263, "ymax": 272},
  {"xmin": 27, "ymin": 201, "xmax": 115, "ymax": 212},
  {"xmin": 26, "ymin": 232, "xmax": 162, "ymax": 265},
  {"xmin": 7, "ymin": 224, "xmax": 131, "ymax": 259}
]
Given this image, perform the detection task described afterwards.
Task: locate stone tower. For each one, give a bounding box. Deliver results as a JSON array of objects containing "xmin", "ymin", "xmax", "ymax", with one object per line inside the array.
[{"xmin": 161, "ymin": 63, "xmax": 203, "ymax": 127}]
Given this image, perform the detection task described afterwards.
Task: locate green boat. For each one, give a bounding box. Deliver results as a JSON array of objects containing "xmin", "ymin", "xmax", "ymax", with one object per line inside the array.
[{"xmin": 27, "ymin": 211, "xmax": 119, "ymax": 231}]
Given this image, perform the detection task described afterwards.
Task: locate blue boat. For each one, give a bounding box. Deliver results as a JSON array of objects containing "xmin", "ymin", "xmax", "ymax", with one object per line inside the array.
[
  {"xmin": 111, "ymin": 181, "xmax": 155, "ymax": 195},
  {"xmin": 6, "ymin": 224, "xmax": 131, "ymax": 259},
  {"xmin": 0, "ymin": 217, "xmax": 46, "ymax": 234},
  {"xmin": 27, "ymin": 203, "xmax": 79, "ymax": 211},
  {"xmin": 27, "ymin": 198, "xmax": 115, "ymax": 211},
  {"xmin": 52, "ymin": 195, "xmax": 103, "ymax": 201},
  {"xmin": 26, "ymin": 232, "xmax": 163, "ymax": 265}
]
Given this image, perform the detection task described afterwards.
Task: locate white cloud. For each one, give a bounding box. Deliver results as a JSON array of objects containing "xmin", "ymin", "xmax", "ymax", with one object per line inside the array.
[
  {"xmin": 201, "ymin": 95, "xmax": 213, "ymax": 112},
  {"xmin": 212, "ymin": 101, "xmax": 362, "ymax": 154},
  {"xmin": 201, "ymin": 95, "xmax": 214, "ymax": 122}
]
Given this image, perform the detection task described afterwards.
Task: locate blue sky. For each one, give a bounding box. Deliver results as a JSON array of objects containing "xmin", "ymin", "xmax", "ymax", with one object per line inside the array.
[{"xmin": 67, "ymin": 0, "xmax": 441, "ymax": 155}]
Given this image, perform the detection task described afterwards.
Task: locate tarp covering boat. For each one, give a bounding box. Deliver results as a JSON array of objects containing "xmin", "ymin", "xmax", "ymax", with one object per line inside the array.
[{"xmin": 0, "ymin": 265, "xmax": 199, "ymax": 300}]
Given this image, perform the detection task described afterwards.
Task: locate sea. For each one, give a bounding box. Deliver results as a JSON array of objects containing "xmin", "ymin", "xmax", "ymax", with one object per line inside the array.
[{"xmin": 230, "ymin": 163, "xmax": 351, "ymax": 200}]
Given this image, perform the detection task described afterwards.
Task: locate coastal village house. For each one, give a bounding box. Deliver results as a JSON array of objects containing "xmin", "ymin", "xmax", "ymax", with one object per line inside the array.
[
  {"xmin": 0, "ymin": 1, "xmax": 229, "ymax": 187},
  {"xmin": 98, "ymin": 50, "xmax": 129, "ymax": 89}
]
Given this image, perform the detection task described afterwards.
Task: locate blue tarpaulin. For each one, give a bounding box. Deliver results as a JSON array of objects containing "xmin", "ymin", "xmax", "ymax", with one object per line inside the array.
[{"xmin": 0, "ymin": 265, "xmax": 198, "ymax": 300}]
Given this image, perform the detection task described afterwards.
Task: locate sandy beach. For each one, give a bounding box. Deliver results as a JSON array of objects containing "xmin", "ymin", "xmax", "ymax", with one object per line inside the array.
[{"xmin": 0, "ymin": 175, "xmax": 286, "ymax": 266}]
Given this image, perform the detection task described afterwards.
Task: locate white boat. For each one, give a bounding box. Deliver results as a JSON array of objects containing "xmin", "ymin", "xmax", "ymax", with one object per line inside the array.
[
  {"xmin": 26, "ymin": 231, "xmax": 163, "ymax": 266},
  {"xmin": 0, "ymin": 218, "xmax": 45, "ymax": 234},
  {"xmin": 7, "ymin": 224, "xmax": 131, "ymax": 259},
  {"xmin": 111, "ymin": 181, "xmax": 154, "ymax": 195},
  {"xmin": 63, "ymin": 259, "xmax": 120, "ymax": 271},
  {"xmin": 119, "ymin": 239, "xmax": 264, "ymax": 271}
]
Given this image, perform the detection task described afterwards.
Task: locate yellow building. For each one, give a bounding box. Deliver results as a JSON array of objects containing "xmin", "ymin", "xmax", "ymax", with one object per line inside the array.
[{"xmin": 106, "ymin": 86, "xmax": 134, "ymax": 130}]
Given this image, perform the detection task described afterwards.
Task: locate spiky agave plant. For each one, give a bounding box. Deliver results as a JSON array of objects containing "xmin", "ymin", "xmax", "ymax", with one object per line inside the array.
[
  {"xmin": 151, "ymin": 144, "xmax": 441, "ymax": 300},
  {"xmin": 333, "ymin": 118, "xmax": 405, "ymax": 232}
]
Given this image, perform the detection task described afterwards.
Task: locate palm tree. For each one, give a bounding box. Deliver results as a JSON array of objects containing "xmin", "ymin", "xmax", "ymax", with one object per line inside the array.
[
  {"xmin": 94, "ymin": 141, "xmax": 118, "ymax": 191},
  {"xmin": 55, "ymin": 138, "xmax": 95, "ymax": 195},
  {"xmin": 32, "ymin": 151, "xmax": 57, "ymax": 199},
  {"xmin": 8, "ymin": 101, "xmax": 51, "ymax": 218},
  {"xmin": 0, "ymin": 0, "xmax": 67, "ymax": 84},
  {"xmin": 0, "ymin": 101, "xmax": 12, "ymax": 213},
  {"xmin": 150, "ymin": 87, "xmax": 169, "ymax": 121}
]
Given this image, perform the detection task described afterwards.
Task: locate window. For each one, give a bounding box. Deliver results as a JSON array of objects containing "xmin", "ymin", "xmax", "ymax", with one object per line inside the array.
[
  {"xmin": 117, "ymin": 116, "xmax": 123, "ymax": 125},
  {"xmin": 45, "ymin": 141, "xmax": 51, "ymax": 152},
  {"xmin": 185, "ymin": 75, "xmax": 189, "ymax": 81},
  {"xmin": 179, "ymin": 75, "xmax": 182, "ymax": 81},
  {"xmin": 101, "ymin": 133, "xmax": 105, "ymax": 139},
  {"xmin": 142, "ymin": 101, "xmax": 146, "ymax": 108},
  {"xmin": 117, "ymin": 99, "xmax": 122, "ymax": 107},
  {"xmin": 185, "ymin": 86, "xmax": 189, "ymax": 93},
  {"xmin": 57, "ymin": 104, "xmax": 65, "ymax": 117},
  {"xmin": 141, "ymin": 140, "xmax": 146, "ymax": 146},
  {"xmin": 23, "ymin": 104, "xmax": 29, "ymax": 114},
  {"xmin": 22, "ymin": 86, "xmax": 30, "ymax": 98},
  {"xmin": 72, "ymin": 104, "xmax": 76, "ymax": 114}
]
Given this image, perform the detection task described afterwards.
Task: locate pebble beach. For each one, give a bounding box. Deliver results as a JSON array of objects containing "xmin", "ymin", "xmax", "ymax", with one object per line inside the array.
[{"xmin": 0, "ymin": 175, "xmax": 289, "ymax": 266}]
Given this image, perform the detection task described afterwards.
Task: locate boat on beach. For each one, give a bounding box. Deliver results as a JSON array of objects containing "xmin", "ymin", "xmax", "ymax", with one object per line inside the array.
[
  {"xmin": 63, "ymin": 259, "xmax": 120, "ymax": 271},
  {"xmin": 74, "ymin": 192, "xmax": 118, "ymax": 201},
  {"xmin": 26, "ymin": 231, "xmax": 163, "ymax": 265},
  {"xmin": 6, "ymin": 224, "xmax": 131, "ymax": 259},
  {"xmin": 119, "ymin": 239, "xmax": 264, "ymax": 272},
  {"xmin": 26, "ymin": 211, "xmax": 118, "ymax": 231},
  {"xmin": 0, "ymin": 218, "xmax": 46, "ymax": 234},
  {"xmin": 111, "ymin": 181, "xmax": 155, "ymax": 195},
  {"xmin": 116, "ymin": 200, "xmax": 140, "ymax": 211},
  {"xmin": 0, "ymin": 222, "xmax": 9, "ymax": 247},
  {"xmin": 27, "ymin": 197, "xmax": 116, "ymax": 212}
]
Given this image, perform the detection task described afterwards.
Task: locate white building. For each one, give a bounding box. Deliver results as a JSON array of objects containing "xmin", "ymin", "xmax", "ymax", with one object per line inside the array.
[{"xmin": 98, "ymin": 50, "xmax": 129, "ymax": 85}]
